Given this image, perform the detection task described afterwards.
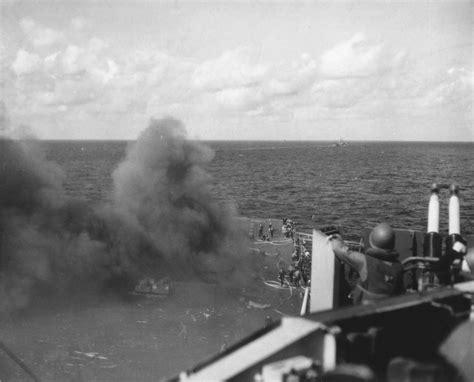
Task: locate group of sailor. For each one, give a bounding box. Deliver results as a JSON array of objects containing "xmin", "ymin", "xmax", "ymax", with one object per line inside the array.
[
  {"xmin": 257, "ymin": 222, "xmax": 275, "ymax": 241},
  {"xmin": 282, "ymin": 218, "xmax": 296, "ymax": 238},
  {"xmin": 255, "ymin": 218, "xmax": 296, "ymax": 241},
  {"xmin": 278, "ymin": 247, "xmax": 311, "ymax": 288},
  {"xmin": 277, "ymin": 220, "xmax": 470, "ymax": 303}
]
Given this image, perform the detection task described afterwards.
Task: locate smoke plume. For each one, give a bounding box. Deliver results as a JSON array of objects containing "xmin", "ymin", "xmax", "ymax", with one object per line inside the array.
[
  {"xmin": 112, "ymin": 118, "xmax": 246, "ymax": 281},
  {"xmin": 0, "ymin": 117, "xmax": 248, "ymax": 313}
]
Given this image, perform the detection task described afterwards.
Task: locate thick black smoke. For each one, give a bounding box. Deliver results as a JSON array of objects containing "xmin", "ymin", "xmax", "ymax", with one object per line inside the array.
[
  {"xmin": 0, "ymin": 117, "xmax": 248, "ymax": 313},
  {"xmin": 0, "ymin": 138, "xmax": 111, "ymax": 312},
  {"xmin": 112, "ymin": 118, "xmax": 246, "ymax": 281}
]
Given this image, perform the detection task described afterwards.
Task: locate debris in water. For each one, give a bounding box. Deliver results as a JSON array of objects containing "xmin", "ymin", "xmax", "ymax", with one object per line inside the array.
[
  {"xmin": 74, "ymin": 351, "xmax": 98, "ymax": 358},
  {"xmin": 273, "ymin": 309, "xmax": 291, "ymax": 316},
  {"xmin": 74, "ymin": 351, "xmax": 108, "ymax": 360}
]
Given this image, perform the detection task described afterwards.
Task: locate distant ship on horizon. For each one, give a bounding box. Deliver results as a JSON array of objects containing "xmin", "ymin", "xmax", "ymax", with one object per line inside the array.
[{"xmin": 334, "ymin": 138, "xmax": 348, "ymax": 147}]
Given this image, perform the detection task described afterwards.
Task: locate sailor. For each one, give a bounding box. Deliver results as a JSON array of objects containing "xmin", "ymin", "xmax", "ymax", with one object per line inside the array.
[
  {"xmin": 268, "ymin": 222, "xmax": 274, "ymax": 238},
  {"xmin": 287, "ymin": 264, "xmax": 294, "ymax": 284},
  {"xmin": 264, "ymin": 315, "xmax": 273, "ymax": 327},
  {"xmin": 305, "ymin": 361, "xmax": 322, "ymax": 382},
  {"xmin": 300, "ymin": 251, "xmax": 311, "ymax": 286},
  {"xmin": 434, "ymin": 234, "xmax": 469, "ymax": 283},
  {"xmin": 287, "ymin": 220, "xmax": 294, "ymax": 239},
  {"xmin": 288, "ymin": 263, "xmax": 300, "ymax": 286},
  {"xmin": 292, "ymin": 268, "xmax": 301, "ymax": 287},
  {"xmin": 278, "ymin": 268, "xmax": 286, "ymax": 287},
  {"xmin": 301, "ymin": 240, "xmax": 307, "ymax": 254},
  {"xmin": 286, "ymin": 368, "xmax": 300, "ymax": 382},
  {"xmin": 328, "ymin": 223, "xmax": 404, "ymax": 304},
  {"xmin": 291, "ymin": 250, "xmax": 300, "ymax": 266}
]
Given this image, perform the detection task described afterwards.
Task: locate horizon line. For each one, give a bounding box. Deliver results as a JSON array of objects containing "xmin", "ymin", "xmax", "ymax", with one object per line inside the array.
[{"xmin": 5, "ymin": 137, "xmax": 472, "ymax": 143}]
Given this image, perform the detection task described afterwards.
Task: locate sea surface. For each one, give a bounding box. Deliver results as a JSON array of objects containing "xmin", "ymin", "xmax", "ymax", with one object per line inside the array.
[{"xmin": 45, "ymin": 140, "xmax": 474, "ymax": 237}]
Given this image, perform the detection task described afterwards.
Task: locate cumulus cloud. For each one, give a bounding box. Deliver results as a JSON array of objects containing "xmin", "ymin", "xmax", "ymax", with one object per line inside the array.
[
  {"xmin": 311, "ymin": 78, "xmax": 372, "ymax": 109},
  {"xmin": 190, "ymin": 49, "xmax": 320, "ymax": 115},
  {"xmin": 302, "ymin": 34, "xmax": 415, "ymax": 113},
  {"xmin": 415, "ymin": 67, "xmax": 473, "ymax": 112},
  {"xmin": 19, "ymin": 17, "xmax": 64, "ymax": 48},
  {"xmin": 215, "ymin": 86, "xmax": 265, "ymax": 111},
  {"xmin": 57, "ymin": 39, "xmax": 114, "ymax": 82},
  {"xmin": 319, "ymin": 33, "xmax": 405, "ymax": 78},
  {"xmin": 122, "ymin": 50, "xmax": 189, "ymax": 88},
  {"xmin": 192, "ymin": 47, "xmax": 267, "ymax": 92},
  {"xmin": 10, "ymin": 35, "xmax": 119, "ymax": 110},
  {"xmin": 37, "ymin": 79, "xmax": 97, "ymax": 107},
  {"xmin": 265, "ymin": 53, "xmax": 317, "ymax": 97},
  {"xmin": 11, "ymin": 49, "xmax": 41, "ymax": 75}
]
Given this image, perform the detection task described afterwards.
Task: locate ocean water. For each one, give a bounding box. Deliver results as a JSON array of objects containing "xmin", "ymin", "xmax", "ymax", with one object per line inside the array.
[{"xmin": 45, "ymin": 140, "xmax": 474, "ymax": 237}]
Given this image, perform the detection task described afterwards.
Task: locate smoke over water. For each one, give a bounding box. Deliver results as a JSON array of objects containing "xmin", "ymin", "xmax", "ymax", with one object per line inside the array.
[{"xmin": 0, "ymin": 117, "xmax": 248, "ymax": 313}]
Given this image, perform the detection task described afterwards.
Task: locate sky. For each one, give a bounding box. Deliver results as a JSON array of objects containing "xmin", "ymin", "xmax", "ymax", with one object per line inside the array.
[{"xmin": 0, "ymin": 1, "xmax": 472, "ymax": 141}]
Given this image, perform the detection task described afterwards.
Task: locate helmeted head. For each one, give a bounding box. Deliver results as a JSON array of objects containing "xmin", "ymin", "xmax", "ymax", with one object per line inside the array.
[{"xmin": 369, "ymin": 223, "xmax": 395, "ymax": 251}]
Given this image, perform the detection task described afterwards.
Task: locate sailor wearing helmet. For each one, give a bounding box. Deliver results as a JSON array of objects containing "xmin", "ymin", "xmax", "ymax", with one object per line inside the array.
[
  {"xmin": 328, "ymin": 223, "xmax": 405, "ymax": 304},
  {"xmin": 300, "ymin": 251, "xmax": 311, "ymax": 286}
]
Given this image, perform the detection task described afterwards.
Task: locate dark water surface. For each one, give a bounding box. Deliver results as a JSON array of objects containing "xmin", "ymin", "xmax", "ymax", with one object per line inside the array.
[{"xmin": 46, "ymin": 140, "xmax": 474, "ymax": 236}]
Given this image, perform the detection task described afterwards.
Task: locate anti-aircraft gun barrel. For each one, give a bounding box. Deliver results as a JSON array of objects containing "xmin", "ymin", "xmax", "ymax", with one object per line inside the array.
[
  {"xmin": 424, "ymin": 183, "xmax": 442, "ymax": 258},
  {"xmin": 427, "ymin": 183, "xmax": 440, "ymax": 234},
  {"xmin": 448, "ymin": 184, "xmax": 461, "ymax": 236}
]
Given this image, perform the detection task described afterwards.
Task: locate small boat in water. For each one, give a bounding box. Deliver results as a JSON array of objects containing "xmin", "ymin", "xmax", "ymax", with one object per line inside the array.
[
  {"xmin": 334, "ymin": 138, "xmax": 348, "ymax": 147},
  {"xmin": 131, "ymin": 277, "xmax": 170, "ymax": 297}
]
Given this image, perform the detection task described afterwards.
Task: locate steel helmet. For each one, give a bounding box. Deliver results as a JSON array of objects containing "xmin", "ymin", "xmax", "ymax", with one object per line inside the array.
[{"xmin": 369, "ymin": 223, "xmax": 395, "ymax": 251}]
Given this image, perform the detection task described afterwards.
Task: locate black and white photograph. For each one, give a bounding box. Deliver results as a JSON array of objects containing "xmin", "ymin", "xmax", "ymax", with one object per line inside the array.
[{"xmin": 0, "ymin": 1, "xmax": 473, "ymax": 381}]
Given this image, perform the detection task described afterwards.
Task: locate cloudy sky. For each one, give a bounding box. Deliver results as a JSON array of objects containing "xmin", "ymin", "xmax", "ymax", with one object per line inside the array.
[{"xmin": 0, "ymin": 1, "xmax": 472, "ymax": 141}]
